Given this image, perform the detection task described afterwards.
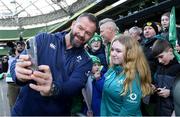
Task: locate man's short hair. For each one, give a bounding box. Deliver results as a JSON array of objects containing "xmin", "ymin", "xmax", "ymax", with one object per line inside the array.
[
  {"xmin": 129, "ymin": 26, "xmax": 142, "ymax": 35},
  {"xmin": 152, "ymin": 39, "xmax": 171, "ymax": 57},
  {"xmin": 99, "ymin": 18, "xmax": 119, "ymax": 32},
  {"xmin": 99, "ymin": 18, "xmax": 115, "ymax": 26},
  {"xmin": 77, "ymin": 13, "xmax": 98, "ymax": 29},
  {"xmin": 16, "ymin": 41, "xmax": 25, "ymax": 46}
]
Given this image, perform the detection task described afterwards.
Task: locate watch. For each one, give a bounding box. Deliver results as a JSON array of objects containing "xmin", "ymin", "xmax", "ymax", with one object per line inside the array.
[{"xmin": 49, "ymin": 82, "xmax": 55, "ymax": 96}]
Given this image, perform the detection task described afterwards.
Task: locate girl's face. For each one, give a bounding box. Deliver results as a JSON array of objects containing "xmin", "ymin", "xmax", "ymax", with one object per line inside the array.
[
  {"xmin": 161, "ymin": 15, "xmax": 169, "ymax": 29},
  {"xmin": 90, "ymin": 41, "xmax": 101, "ymax": 52},
  {"xmin": 92, "ymin": 63, "xmax": 100, "ymax": 74},
  {"xmin": 111, "ymin": 40, "xmax": 126, "ymax": 65}
]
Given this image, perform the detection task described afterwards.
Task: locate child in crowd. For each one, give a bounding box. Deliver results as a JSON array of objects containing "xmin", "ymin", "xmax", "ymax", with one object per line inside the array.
[
  {"xmin": 161, "ymin": 12, "xmax": 180, "ymax": 52},
  {"xmin": 82, "ymin": 55, "xmax": 105, "ymax": 116},
  {"xmin": 86, "ymin": 33, "xmax": 108, "ymax": 73},
  {"xmin": 151, "ymin": 39, "xmax": 180, "ymax": 116},
  {"xmin": 161, "ymin": 12, "xmax": 170, "ymax": 33}
]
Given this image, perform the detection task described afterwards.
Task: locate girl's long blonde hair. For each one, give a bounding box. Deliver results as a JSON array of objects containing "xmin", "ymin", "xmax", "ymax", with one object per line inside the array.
[{"xmin": 111, "ymin": 34, "xmax": 152, "ymax": 97}]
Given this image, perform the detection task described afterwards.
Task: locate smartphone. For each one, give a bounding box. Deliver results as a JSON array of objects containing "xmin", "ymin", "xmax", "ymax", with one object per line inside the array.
[{"xmin": 26, "ymin": 37, "xmax": 38, "ymax": 71}]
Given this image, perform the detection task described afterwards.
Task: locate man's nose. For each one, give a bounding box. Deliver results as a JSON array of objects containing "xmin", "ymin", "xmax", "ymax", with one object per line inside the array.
[
  {"xmin": 111, "ymin": 51, "xmax": 116, "ymax": 57},
  {"xmin": 145, "ymin": 30, "xmax": 149, "ymax": 33},
  {"xmin": 80, "ymin": 31, "xmax": 85, "ymax": 37}
]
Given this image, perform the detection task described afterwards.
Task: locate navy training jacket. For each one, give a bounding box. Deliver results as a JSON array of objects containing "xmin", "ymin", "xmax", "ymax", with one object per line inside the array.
[{"xmin": 10, "ymin": 32, "xmax": 92, "ymax": 116}]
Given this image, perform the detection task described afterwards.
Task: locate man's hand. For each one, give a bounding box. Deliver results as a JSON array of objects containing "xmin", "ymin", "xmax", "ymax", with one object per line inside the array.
[
  {"xmin": 94, "ymin": 71, "xmax": 101, "ymax": 80},
  {"xmin": 15, "ymin": 55, "xmax": 33, "ymax": 82},
  {"xmin": 29, "ymin": 65, "xmax": 53, "ymax": 96}
]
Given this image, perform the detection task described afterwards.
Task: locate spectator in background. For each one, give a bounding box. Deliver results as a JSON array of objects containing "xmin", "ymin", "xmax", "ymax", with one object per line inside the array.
[
  {"xmin": 16, "ymin": 41, "xmax": 25, "ymax": 55},
  {"xmin": 151, "ymin": 39, "xmax": 180, "ymax": 116},
  {"xmin": 0, "ymin": 56, "xmax": 8, "ymax": 79},
  {"xmin": 140, "ymin": 21, "xmax": 159, "ymax": 116},
  {"xmin": 100, "ymin": 34, "xmax": 152, "ymax": 116},
  {"xmin": 141, "ymin": 22, "xmax": 159, "ymax": 76},
  {"xmin": 129, "ymin": 26, "xmax": 142, "ymax": 43},
  {"xmin": 86, "ymin": 33, "xmax": 107, "ymax": 73},
  {"xmin": 99, "ymin": 18, "xmax": 119, "ymax": 66},
  {"xmin": 161, "ymin": 12, "xmax": 180, "ymax": 51},
  {"xmin": 82, "ymin": 55, "xmax": 104, "ymax": 116},
  {"xmin": 6, "ymin": 40, "xmax": 25, "ymax": 110},
  {"xmin": 10, "ymin": 13, "xmax": 97, "ymax": 116},
  {"xmin": 1, "ymin": 56, "xmax": 8, "ymax": 73},
  {"xmin": 161, "ymin": 12, "xmax": 170, "ymax": 33}
]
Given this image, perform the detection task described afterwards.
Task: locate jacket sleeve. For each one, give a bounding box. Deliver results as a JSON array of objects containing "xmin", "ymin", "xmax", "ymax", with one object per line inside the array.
[
  {"xmin": 94, "ymin": 75, "xmax": 105, "ymax": 93},
  {"xmin": 52, "ymin": 54, "xmax": 93, "ymax": 98},
  {"xmin": 118, "ymin": 78, "xmax": 142, "ymax": 116},
  {"xmin": 33, "ymin": 32, "xmax": 92, "ymax": 98}
]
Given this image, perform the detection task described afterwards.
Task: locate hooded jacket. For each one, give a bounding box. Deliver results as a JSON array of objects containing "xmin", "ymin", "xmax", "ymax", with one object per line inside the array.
[{"xmin": 154, "ymin": 58, "xmax": 180, "ymax": 116}]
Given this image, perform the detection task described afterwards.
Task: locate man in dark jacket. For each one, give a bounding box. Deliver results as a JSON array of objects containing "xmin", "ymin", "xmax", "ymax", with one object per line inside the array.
[
  {"xmin": 10, "ymin": 13, "xmax": 97, "ymax": 116},
  {"xmin": 141, "ymin": 22, "xmax": 159, "ymax": 76}
]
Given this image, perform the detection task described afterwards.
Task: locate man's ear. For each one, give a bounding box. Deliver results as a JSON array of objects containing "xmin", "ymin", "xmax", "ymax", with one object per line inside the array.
[{"xmin": 168, "ymin": 48, "xmax": 173, "ymax": 52}]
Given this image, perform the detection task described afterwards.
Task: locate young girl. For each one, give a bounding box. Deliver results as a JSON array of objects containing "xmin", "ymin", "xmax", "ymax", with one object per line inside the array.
[
  {"xmin": 100, "ymin": 34, "xmax": 152, "ymax": 116},
  {"xmin": 161, "ymin": 12, "xmax": 180, "ymax": 52}
]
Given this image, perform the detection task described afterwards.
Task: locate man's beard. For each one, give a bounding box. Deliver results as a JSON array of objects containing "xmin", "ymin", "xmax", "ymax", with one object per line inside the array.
[{"xmin": 70, "ymin": 31, "xmax": 84, "ymax": 48}]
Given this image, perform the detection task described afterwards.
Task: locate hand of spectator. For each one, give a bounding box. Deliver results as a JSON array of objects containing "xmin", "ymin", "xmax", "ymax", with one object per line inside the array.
[
  {"xmin": 87, "ymin": 110, "xmax": 93, "ymax": 117},
  {"xmin": 150, "ymin": 84, "xmax": 156, "ymax": 93},
  {"xmin": 15, "ymin": 55, "xmax": 33, "ymax": 82},
  {"xmin": 84, "ymin": 43, "xmax": 89, "ymax": 51},
  {"xmin": 29, "ymin": 65, "xmax": 53, "ymax": 96},
  {"xmin": 94, "ymin": 70, "xmax": 101, "ymax": 80},
  {"xmin": 157, "ymin": 87, "xmax": 170, "ymax": 98}
]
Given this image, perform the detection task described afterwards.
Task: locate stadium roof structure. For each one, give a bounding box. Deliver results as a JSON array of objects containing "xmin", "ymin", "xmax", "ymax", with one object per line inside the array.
[
  {"xmin": 0, "ymin": 0, "xmax": 77, "ymax": 19},
  {"xmin": 0, "ymin": 0, "xmax": 96, "ymax": 41}
]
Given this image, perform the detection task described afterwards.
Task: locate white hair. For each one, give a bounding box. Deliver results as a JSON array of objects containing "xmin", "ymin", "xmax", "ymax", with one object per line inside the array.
[{"xmin": 99, "ymin": 18, "xmax": 119, "ymax": 32}]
